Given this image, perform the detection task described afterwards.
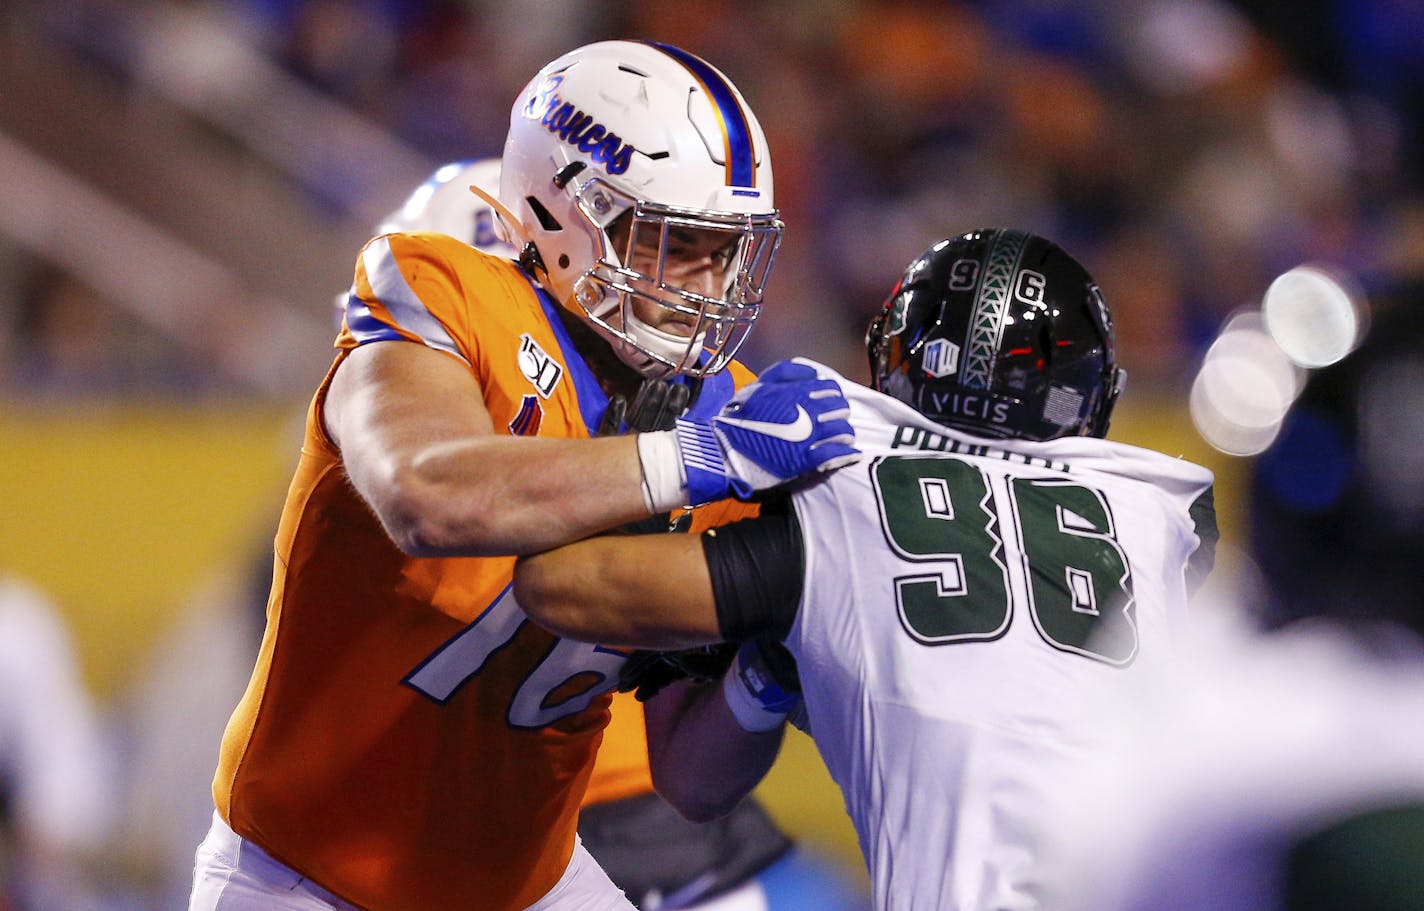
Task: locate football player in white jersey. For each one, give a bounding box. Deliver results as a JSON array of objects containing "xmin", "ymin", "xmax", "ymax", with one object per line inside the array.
[{"xmin": 513, "ymin": 228, "xmax": 1219, "ymax": 911}]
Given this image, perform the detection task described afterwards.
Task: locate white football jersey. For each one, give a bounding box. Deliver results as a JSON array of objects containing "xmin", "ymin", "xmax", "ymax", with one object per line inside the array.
[{"xmin": 783, "ymin": 362, "xmax": 1216, "ymax": 910}]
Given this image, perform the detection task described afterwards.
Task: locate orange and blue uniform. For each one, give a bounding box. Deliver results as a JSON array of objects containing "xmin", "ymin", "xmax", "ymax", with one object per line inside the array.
[{"xmin": 213, "ymin": 232, "xmax": 755, "ymax": 911}]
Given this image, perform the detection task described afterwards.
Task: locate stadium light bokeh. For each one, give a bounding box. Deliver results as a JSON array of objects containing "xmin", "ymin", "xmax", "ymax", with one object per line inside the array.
[
  {"xmin": 1261, "ymin": 264, "xmax": 1367, "ymax": 368},
  {"xmin": 1190, "ymin": 265, "xmax": 1369, "ymax": 457}
]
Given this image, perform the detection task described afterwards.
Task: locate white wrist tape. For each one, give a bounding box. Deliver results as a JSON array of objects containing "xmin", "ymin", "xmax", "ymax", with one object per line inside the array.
[
  {"xmin": 721, "ymin": 652, "xmax": 789, "ymax": 733},
  {"xmin": 635, "ymin": 430, "xmax": 687, "ymax": 513}
]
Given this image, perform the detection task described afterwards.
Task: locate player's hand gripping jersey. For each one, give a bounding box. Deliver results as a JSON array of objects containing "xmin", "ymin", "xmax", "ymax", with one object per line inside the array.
[
  {"xmin": 783, "ymin": 365, "xmax": 1216, "ymax": 910},
  {"xmin": 212, "ymin": 233, "xmax": 755, "ymax": 911}
]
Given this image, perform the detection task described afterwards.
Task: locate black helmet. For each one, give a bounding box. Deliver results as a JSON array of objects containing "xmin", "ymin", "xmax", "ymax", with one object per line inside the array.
[{"xmin": 866, "ymin": 228, "xmax": 1125, "ymax": 441}]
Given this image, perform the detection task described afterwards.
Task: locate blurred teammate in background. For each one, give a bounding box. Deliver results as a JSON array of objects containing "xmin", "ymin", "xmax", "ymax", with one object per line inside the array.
[
  {"xmin": 371, "ymin": 159, "xmax": 864, "ymax": 911},
  {"xmin": 514, "ymin": 229, "xmax": 1219, "ymax": 910},
  {"xmin": 188, "ymin": 39, "xmax": 855, "ymax": 911},
  {"xmin": 1039, "ymin": 295, "xmax": 1424, "ymax": 911},
  {"xmin": 0, "ymin": 574, "xmax": 113, "ymax": 911}
]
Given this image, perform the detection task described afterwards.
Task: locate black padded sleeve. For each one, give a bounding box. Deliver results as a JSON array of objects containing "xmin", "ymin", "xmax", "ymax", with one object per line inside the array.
[{"xmin": 701, "ymin": 502, "xmax": 805, "ymax": 643}]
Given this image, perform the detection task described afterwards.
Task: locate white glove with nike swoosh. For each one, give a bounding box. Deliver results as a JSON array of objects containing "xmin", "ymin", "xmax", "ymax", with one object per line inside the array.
[{"xmin": 636, "ymin": 359, "xmax": 859, "ymax": 509}]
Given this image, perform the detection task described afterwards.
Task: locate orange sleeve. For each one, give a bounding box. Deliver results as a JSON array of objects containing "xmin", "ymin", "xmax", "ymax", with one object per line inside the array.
[{"xmin": 338, "ymin": 232, "xmax": 525, "ymax": 372}]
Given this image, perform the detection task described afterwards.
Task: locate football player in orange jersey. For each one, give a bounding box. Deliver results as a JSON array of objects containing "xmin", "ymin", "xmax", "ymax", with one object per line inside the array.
[
  {"xmin": 370, "ymin": 159, "xmax": 860, "ymax": 911},
  {"xmin": 187, "ymin": 40, "xmax": 857, "ymax": 911}
]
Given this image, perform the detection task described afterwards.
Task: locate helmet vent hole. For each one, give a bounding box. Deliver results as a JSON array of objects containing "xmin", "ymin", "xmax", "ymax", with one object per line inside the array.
[
  {"xmin": 617, "ymin": 64, "xmax": 650, "ymax": 77},
  {"xmin": 558, "ymin": 254, "xmax": 570, "ymax": 268},
  {"xmin": 526, "ymin": 197, "xmax": 562, "ymax": 232}
]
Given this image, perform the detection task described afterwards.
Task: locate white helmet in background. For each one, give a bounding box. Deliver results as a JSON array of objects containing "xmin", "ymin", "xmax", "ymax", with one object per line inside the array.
[
  {"xmin": 498, "ymin": 39, "xmax": 783, "ymax": 377},
  {"xmin": 336, "ymin": 159, "xmax": 519, "ymax": 330},
  {"xmin": 376, "ymin": 158, "xmax": 518, "ymax": 257}
]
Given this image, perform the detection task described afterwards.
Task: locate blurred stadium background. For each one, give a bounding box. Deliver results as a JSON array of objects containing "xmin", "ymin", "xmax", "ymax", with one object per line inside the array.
[{"xmin": 0, "ymin": 0, "xmax": 1420, "ymax": 906}]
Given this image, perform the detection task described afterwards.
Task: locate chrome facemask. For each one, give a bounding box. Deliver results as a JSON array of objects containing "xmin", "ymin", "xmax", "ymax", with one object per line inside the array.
[{"xmin": 569, "ymin": 178, "xmax": 782, "ymax": 377}]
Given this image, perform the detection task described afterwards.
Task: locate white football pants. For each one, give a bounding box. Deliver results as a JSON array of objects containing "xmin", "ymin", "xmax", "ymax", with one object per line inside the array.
[{"xmin": 188, "ymin": 811, "xmax": 635, "ymax": 911}]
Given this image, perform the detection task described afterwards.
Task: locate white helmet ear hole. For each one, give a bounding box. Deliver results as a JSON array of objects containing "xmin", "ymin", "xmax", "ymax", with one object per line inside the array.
[{"xmin": 526, "ymin": 197, "xmax": 562, "ymax": 232}]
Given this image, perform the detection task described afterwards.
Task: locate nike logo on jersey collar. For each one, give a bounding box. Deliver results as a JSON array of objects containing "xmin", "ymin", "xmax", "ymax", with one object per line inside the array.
[{"xmin": 718, "ymin": 407, "xmax": 814, "ymax": 442}]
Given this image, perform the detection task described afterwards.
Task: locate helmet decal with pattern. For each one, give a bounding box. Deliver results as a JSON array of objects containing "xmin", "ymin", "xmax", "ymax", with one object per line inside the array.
[
  {"xmin": 961, "ymin": 229, "xmax": 1029, "ymax": 391},
  {"xmin": 867, "ymin": 228, "xmax": 1125, "ymax": 441}
]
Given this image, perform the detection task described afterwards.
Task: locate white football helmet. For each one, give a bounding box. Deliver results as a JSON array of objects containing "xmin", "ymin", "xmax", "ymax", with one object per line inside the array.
[
  {"xmin": 498, "ymin": 40, "xmax": 783, "ymax": 377},
  {"xmin": 376, "ymin": 158, "xmax": 518, "ymax": 257}
]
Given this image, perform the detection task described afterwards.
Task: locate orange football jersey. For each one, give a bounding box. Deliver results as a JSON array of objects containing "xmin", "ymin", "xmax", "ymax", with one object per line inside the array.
[{"xmin": 213, "ymin": 232, "xmax": 756, "ymax": 911}]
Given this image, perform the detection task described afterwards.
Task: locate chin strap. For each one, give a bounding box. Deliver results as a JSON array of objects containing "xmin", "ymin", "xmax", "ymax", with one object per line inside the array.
[
  {"xmin": 518, "ymin": 242, "xmax": 548, "ymax": 280},
  {"xmin": 1091, "ymin": 366, "xmax": 1127, "ymax": 437}
]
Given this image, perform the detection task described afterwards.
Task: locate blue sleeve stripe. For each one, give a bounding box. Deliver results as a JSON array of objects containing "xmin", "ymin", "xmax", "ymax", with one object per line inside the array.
[
  {"xmin": 345, "ymin": 295, "xmax": 405, "ymax": 344},
  {"xmin": 358, "ymin": 237, "xmax": 469, "ymax": 366},
  {"xmin": 646, "ymin": 42, "xmax": 757, "ymax": 189}
]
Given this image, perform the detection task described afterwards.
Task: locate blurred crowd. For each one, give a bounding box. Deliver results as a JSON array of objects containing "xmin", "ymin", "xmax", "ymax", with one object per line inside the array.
[
  {"xmin": 4, "ymin": 0, "xmax": 1423, "ymax": 398},
  {"xmin": 231, "ymin": 0, "xmax": 1424, "ymax": 386},
  {"xmin": 2, "ymin": 1, "xmax": 1424, "ymax": 909}
]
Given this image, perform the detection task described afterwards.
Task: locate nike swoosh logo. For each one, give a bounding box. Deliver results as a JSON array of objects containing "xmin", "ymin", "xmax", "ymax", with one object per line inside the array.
[{"xmin": 718, "ymin": 406, "xmax": 814, "ymax": 442}]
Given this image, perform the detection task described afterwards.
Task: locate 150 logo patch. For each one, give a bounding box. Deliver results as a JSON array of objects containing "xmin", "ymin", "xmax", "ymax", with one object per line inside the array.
[{"xmin": 517, "ymin": 334, "xmax": 563, "ymax": 398}]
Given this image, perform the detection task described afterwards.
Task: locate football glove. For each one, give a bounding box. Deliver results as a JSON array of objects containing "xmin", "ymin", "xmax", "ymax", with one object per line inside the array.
[
  {"xmin": 617, "ymin": 643, "xmax": 739, "ymax": 703},
  {"xmin": 598, "ymin": 377, "xmax": 698, "ymax": 436},
  {"xmin": 628, "ymin": 376, "xmax": 696, "ymax": 432},
  {"xmin": 599, "ymin": 378, "xmax": 699, "ymax": 534},
  {"xmin": 638, "ymin": 360, "xmax": 859, "ymax": 510}
]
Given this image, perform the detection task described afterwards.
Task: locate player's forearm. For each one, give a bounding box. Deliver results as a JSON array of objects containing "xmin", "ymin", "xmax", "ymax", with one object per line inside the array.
[
  {"xmin": 373, "ymin": 434, "xmax": 652, "ymax": 556},
  {"xmin": 644, "ymin": 679, "xmax": 783, "ymax": 823},
  {"xmin": 515, "ymin": 535, "xmax": 721, "ymax": 648}
]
